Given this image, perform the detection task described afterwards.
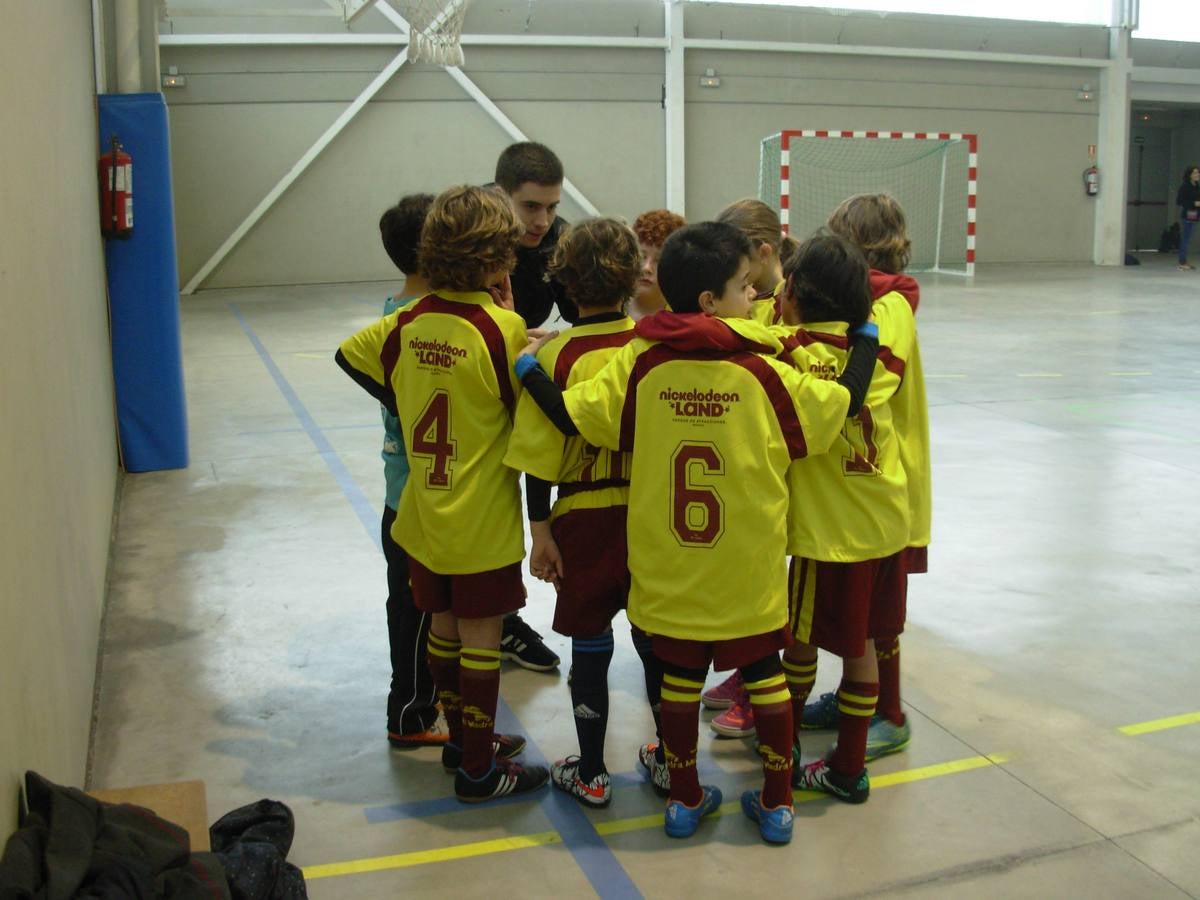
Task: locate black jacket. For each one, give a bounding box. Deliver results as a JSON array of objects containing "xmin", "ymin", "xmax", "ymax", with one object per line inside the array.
[
  {"xmin": 1176, "ymin": 181, "xmax": 1200, "ymax": 218},
  {"xmin": 511, "ymin": 215, "xmax": 578, "ymax": 328}
]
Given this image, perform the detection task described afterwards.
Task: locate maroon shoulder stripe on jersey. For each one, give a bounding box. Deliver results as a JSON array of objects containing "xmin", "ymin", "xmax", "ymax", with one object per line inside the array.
[
  {"xmin": 728, "ymin": 353, "xmax": 810, "ymax": 460},
  {"xmin": 552, "ymin": 329, "xmax": 635, "ymax": 388},
  {"xmin": 877, "ymin": 345, "xmax": 905, "ymax": 379},
  {"xmin": 382, "ymin": 293, "xmax": 438, "ymax": 388},
  {"xmin": 618, "ymin": 344, "xmax": 688, "ymax": 451},
  {"xmin": 793, "ymin": 328, "xmax": 850, "ymax": 350},
  {"xmin": 390, "ymin": 294, "xmax": 516, "ymax": 411}
]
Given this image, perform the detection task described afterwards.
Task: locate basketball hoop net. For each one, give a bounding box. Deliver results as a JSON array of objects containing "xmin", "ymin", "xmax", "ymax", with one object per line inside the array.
[{"xmin": 394, "ymin": 0, "xmax": 469, "ymax": 67}]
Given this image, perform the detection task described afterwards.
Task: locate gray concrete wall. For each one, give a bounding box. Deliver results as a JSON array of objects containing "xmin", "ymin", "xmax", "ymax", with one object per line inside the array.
[
  {"xmin": 161, "ymin": 4, "xmax": 1117, "ymax": 289},
  {"xmin": 0, "ymin": 2, "xmax": 118, "ymax": 836}
]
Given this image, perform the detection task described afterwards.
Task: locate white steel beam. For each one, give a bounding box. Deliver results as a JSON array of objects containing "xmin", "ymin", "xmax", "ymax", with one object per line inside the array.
[
  {"xmin": 373, "ymin": 0, "xmax": 600, "ymax": 216},
  {"xmin": 664, "ymin": 0, "xmax": 685, "ymax": 214},
  {"xmin": 160, "ymin": 32, "xmax": 668, "ymax": 47},
  {"xmin": 182, "ymin": 41, "xmax": 410, "ymax": 292}
]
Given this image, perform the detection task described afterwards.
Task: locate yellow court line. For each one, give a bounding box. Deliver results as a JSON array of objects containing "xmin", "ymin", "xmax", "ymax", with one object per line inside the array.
[
  {"xmin": 1107, "ymin": 371, "xmax": 1151, "ymax": 376},
  {"xmin": 598, "ymin": 752, "xmax": 1009, "ymax": 837},
  {"xmin": 1016, "ymin": 373, "xmax": 1064, "ymax": 378},
  {"xmin": 302, "ymin": 830, "xmax": 562, "ymax": 881},
  {"xmin": 1118, "ymin": 711, "xmax": 1200, "ymax": 736},
  {"xmin": 304, "ymin": 753, "xmax": 1009, "ymax": 878}
]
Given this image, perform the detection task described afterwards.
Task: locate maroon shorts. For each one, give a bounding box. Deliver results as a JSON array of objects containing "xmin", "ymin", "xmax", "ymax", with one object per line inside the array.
[
  {"xmin": 789, "ymin": 554, "xmax": 905, "ymax": 658},
  {"xmin": 653, "ymin": 628, "xmax": 791, "ymax": 672},
  {"xmin": 408, "ymin": 557, "xmax": 526, "ymax": 620},
  {"xmin": 550, "ymin": 506, "xmax": 629, "ymax": 637},
  {"xmin": 869, "ymin": 550, "xmax": 909, "ymax": 640},
  {"xmin": 903, "ymin": 545, "xmax": 928, "ymax": 576}
]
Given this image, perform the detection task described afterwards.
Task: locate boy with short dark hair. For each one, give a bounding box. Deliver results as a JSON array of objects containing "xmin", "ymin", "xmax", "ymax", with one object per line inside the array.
[
  {"xmin": 494, "ymin": 141, "xmax": 578, "ymax": 330},
  {"xmin": 375, "ymin": 193, "xmax": 445, "ymax": 749},
  {"xmin": 336, "ymin": 185, "xmax": 548, "ymax": 803},
  {"xmin": 512, "ymin": 221, "xmax": 879, "ymax": 843}
]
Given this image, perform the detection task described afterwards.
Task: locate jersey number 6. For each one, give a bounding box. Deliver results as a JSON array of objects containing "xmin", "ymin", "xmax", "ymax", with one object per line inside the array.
[
  {"xmin": 670, "ymin": 441, "xmax": 725, "ymax": 548},
  {"xmin": 412, "ymin": 389, "xmax": 457, "ymax": 490}
]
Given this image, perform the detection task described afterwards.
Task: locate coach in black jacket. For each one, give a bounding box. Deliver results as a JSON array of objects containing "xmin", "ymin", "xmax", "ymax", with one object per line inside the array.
[{"xmin": 495, "ymin": 142, "xmax": 579, "ymax": 328}]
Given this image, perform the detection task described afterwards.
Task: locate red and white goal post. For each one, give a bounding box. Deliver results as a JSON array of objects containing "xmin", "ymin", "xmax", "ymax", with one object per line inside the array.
[{"xmin": 759, "ymin": 130, "xmax": 977, "ymax": 276}]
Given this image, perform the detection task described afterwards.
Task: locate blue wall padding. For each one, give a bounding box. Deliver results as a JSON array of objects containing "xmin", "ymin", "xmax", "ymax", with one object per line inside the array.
[{"xmin": 98, "ymin": 92, "xmax": 188, "ymax": 472}]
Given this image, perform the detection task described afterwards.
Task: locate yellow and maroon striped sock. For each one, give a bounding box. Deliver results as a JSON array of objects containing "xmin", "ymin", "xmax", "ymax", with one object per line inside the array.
[
  {"xmin": 459, "ymin": 646, "xmax": 502, "ymax": 778},
  {"xmin": 659, "ymin": 671, "xmax": 705, "ymax": 807},
  {"xmin": 829, "ymin": 679, "xmax": 878, "ymax": 776},
  {"xmin": 426, "ymin": 632, "xmax": 462, "ymax": 745},
  {"xmin": 746, "ymin": 672, "xmax": 794, "ymax": 809},
  {"xmin": 783, "ymin": 655, "xmax": 817, "ymax": 740}
]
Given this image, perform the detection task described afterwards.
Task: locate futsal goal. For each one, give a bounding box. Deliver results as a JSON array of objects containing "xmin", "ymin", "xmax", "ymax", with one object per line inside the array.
[{"xmin": 759, "ymin": 130, "xmax": 978, "ymax": 275}]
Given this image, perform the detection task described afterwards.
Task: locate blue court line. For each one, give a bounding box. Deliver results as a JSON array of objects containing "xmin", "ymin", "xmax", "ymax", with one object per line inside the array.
[
  {"xmin": 230, "ymin": 303, "xmax": 380, "ymax": 551},
  {"xmin": 493, "ymin": 697, "xmax": 643, "ymax": 900},
  {"xmin": 233, "ymin": 302, "xmax": 643, "ymax": 899}
]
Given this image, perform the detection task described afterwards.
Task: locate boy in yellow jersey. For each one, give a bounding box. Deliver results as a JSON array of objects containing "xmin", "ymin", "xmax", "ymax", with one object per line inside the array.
[
  {"xmin": 335, "ymin": 185, "xmax": 548, "ymax": 803},
  {"xmin": 800, "ymin": 194, "xmax": 929, "ymax": 762},
  {"xmin": 772, "ymin": 233, "xmax": 915, "ymax": 803},
  {"xmin": 512, "ymin": 221, "xmax": 879, "ymax": 843},
  {"xmin": 504, "ymin": 218, "xmax": 653, "ymax": 808}
]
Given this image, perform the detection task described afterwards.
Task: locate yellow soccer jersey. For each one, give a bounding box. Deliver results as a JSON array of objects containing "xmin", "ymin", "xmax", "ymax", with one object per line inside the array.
[
  {"xmin": 749, "ymin": 279, "xmax": 785, "ymax": 327},
  {"xmin": 877, "ymin": 291, "xmax": 931, "ymax": 551},
  {"xmin": 778, "ymin": 293, "xmax": 915, "ymax": 562},
  {"xmin": 563, "ymin": 315, "xmax": 850, "ymax": 642},
  {"xmin": 338, "ymin": 291, "xmax": 527, "ymax": 574},
  {"xmin": 504, "ymin": 316, "xmax": 635, "ymax": 517}
]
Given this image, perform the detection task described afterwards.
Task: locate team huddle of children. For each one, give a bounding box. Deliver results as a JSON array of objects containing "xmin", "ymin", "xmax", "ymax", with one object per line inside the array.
[{"xmin": 335, "ymin": 143, "xmax": 930, "ymax": 846}]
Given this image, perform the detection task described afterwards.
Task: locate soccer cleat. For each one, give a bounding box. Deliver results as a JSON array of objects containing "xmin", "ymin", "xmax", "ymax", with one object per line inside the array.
[
  {"xmin": 454, "ymin": 757, "xmax": 549, "ymax": 803},
  {"xmin": 865, "ymin": 715, "xmax": 911, "ymax": 762},
  {"xmin": 800, "ymin": 691, "xmax": 841, "ymax": 730},
  {"xmin": 387, "ymin": 714, "xmax": 449, "ymax": 748},
  {"xmin": 792, "ymin": 758, "xmax": 870, "ymax": 804},
  {"xmin": 664, "ymin": 785, "xmax": 723, "ymax": 838},
  {"xmin": 500, "ymin": 614, "xmax": 561, "ymax": 671},
  {"xmin": 701, "ymin": 671, "xmax": 743, "ymax": 710},
  {"xmin": 442, "ymin": 733, "xmax": 527, "ymax": 772},
  {"xmin": 740, "ymin": 789, "xmax": 794, "ymax": 845},
  {"xmin": 710, "ymin": 690, "xmax": 755, "ymax": 738},
  {"xmin": 550, "ymin": 756, "xmax": 612, "ymax": 808},
  {"xmin": 638, "ymin": 742, "xmax": 671, "ymax": 796}
]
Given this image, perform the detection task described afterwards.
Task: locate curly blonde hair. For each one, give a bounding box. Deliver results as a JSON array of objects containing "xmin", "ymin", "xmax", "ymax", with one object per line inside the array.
[
  {"xmin": 633, "ymin": 209, "xmax": 686, "ymax": 248},
  {"xmin": 419, "ymin": 185, "xmax": 522, "ymax": 292},
  {"xmin": 826, "ymin": 193, "xmax": 911, "ymax": 275},
  {"xmin": 715, "ymin": 198, "xmax": 783, "ymax": 252},
  {"xmin": 549, "ymin": 218, "xmax": 641, "ymax": 310}
]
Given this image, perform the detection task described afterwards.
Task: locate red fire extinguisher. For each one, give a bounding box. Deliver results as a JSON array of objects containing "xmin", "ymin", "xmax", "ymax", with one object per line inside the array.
[
  {"xmin": 99, "ymin": 134, "xmax": 133, "ymax": 238},
  {"xmin": 1083, "ymin": 165, "xmax": 1099, "ymax": 198}
]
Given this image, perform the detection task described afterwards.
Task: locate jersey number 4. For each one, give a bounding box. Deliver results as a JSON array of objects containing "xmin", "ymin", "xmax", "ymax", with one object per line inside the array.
[
  {"xmin": 412, "ymin": 389, "xmax": 457, "ymax": 490},
  {"xmin": 670, "ymin": 441, "xmax": 725, "ymax": 548}
]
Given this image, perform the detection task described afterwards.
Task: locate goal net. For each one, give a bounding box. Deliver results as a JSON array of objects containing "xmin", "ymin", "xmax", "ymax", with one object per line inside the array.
[{"xmin": 759, "ymin": 130, "xmax": 977, "ymax": 275}]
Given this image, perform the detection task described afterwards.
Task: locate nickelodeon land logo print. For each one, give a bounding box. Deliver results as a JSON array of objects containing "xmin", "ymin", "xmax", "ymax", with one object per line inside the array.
[
  {"xmin": 660, "ymin": 386, "xmax": 740, "ymax": 420},
  {"xmin": 808, "ymin": 359, "xmax": 838, "ymax": 380},
  {"xmin": 409, "ymin": 336, "xmax": 467, "ymax": 369}
]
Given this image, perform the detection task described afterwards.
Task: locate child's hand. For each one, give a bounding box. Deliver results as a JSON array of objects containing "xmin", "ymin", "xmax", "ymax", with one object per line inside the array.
[
  {"xmin": 529, "ymin": 521, "xmax": 564, "ymax": 590},
  {"xmin": 488, "ymin": 274, "xmax": 515, "ymax": 310},
  {"xmin": 520, "ymin": 330, "xmax": 558, "ymax": 359}
]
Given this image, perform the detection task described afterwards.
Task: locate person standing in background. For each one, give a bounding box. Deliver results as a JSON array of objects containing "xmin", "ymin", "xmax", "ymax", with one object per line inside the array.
[{"xmin": 1176, "ymin": 165, "xmax": 1200, "ymax": 271}]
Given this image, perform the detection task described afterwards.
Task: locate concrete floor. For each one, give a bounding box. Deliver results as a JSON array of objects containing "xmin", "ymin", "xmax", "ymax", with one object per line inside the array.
[{"xmin": 90, "ymin": 257, "xmax": 1200, "ymax": 899}]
